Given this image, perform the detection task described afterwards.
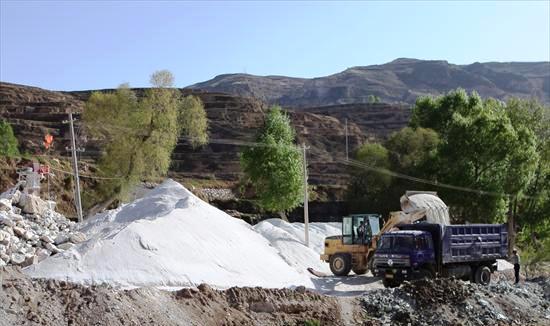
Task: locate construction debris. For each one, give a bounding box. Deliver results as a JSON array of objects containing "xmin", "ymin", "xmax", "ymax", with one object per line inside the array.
[
  {"xmin": 0, "ymin": 188, "xmax": 86, "ymax": 268},
  {"xmin": 361, "ymin": 277, "xmax": 550, "ymax": 326}
]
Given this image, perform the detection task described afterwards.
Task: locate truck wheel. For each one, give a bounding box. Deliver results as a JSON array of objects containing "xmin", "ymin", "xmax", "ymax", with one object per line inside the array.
[
  {"xmin": 329, "ymin": 253, "xmax": 352, "ymax": 276},
  {"xmin": 368, "ymin": 257, "xmax": 375, "ymax": 276},
  {"xmin": 383, "ymin": 279, "xmax": 400, "ymax": 288},
  {"xmin": 419, "ymin": 268, "xmax": 434, "ymax": 280},
  {"xmin": 352, "ymin": 267, "xmax": 368, "ymax": 275},
  {"xmin": 474, "ymin": 266, "xmax": 491, "ymax": 285}
]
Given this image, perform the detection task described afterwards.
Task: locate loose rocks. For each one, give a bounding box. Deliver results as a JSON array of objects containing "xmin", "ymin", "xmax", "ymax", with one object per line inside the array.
[
  {"xmin": 0, "ymin": 187, "xmax": 86, "ymax": 267},
  {"xmin": 361, "ymin": 277, "xmax": 550, "ymax": 326}
]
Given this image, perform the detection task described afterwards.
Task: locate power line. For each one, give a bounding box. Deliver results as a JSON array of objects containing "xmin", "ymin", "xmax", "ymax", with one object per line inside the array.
[
  {"xmin": 15, "ymin": 119, "xmax": 531, "ymax": 199},
  {"xmin": 179, "ymin": 135, "xmax": 532, "ymax": 199}
]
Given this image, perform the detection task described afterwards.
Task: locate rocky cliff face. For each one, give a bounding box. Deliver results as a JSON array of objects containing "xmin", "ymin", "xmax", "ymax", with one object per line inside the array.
[
  {"xmin": 1, "ymin": 82, "xmax": 411, "ymax": 191},
  {"xmin": 188, "ymin": 59, "xmax": 550, "ymax": 107}
]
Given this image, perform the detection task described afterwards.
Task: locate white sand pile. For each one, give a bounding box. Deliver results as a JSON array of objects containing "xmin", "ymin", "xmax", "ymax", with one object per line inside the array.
[
  {"xmin": 400, "ymin": 193, "xmax": 450, "ymax": 225},
  {"xmin": 24, "ymin": 180, "xmax": 314, "ymax": 289},
  {"xmin": 254, "ymin": 219, "xmax": 340, "ymax": 275}
]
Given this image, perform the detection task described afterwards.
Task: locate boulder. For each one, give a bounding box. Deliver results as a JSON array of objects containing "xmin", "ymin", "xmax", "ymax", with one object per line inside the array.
[
  {"xmin": 0, "ymin": 215, "xmax": 15, "ymax": 227},
  {"xmin": 0, "ymin": 253, "xmax": 9, "ymax": 262},
  {"xmin": 44, "ymin": 242, "xmax": 62, "ymax": 254},
  {"xmin": 69, "ymin": 232, "xmax": 86, "ymax": 244},
  {"xmin": 54, "ymin": 233, "xmax": 69, "ymax": 245},
  {"xmin": 0, "ymin": 198, "xmax": 11, "ymax": 212},
  {"xmin": 57, "ymin": 242, "xmax": 74, "ymax": 251},
  {"xmin": 23, "ymin": 230, "xmax": 35, "ymax": 241},
  {"xmin": 11, "ymin": 190, "xmax": 21, "ymax": 205},
  {"xmin": 21, "ymin": 255, "xmax": 37, "ymax": 267},
  {"xmin": 35, "ymin": 248, "xmax": 51, "ymax": 262},
  {"xmin": 40, "ymin": 235, "xmax": 54, "ymax": 243},
  {"xmin": 10, "ymin": 253, "xmax": 25, "ymax": 265},
  {"xmin": 19, "ymin": 194, "xmax": 48, "ymax": 216},
  {"xmin": 13, "ymin": 226, "xmax": 25, "ymax": 237}
]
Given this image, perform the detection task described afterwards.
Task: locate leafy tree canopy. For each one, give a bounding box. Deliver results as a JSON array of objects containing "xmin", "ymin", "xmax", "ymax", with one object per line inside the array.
[
  {"xmin": 83, "ymin": 71, "xmax": 208, "ymax": 208},
  {"xmin": 0, "ymin": 119, "xmax": 19, "ymax": 157},
  {"xmin": 240, "ymin": 106, "xmax": 304, "ymax": 213}
]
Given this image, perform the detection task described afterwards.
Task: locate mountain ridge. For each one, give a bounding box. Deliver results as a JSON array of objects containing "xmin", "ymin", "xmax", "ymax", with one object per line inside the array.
[{"xmin": 188, "ymin": 58, "xmax": 550, "ymax": 107}]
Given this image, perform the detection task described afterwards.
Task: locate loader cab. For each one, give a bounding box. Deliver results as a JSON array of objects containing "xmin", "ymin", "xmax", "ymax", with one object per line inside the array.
[{"xmin": 342, "ymin": 214, "xmax": 381, "ymax": 245}]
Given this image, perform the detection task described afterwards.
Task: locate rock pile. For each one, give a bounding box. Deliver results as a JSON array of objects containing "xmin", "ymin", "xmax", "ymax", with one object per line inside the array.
[
  {"xmin": 0, "ymin": 188, "xmax": 86, "ymax": 267},
  {"xmin": 361, "ymin": 278, "xmax": 550, "ymax": 326}
]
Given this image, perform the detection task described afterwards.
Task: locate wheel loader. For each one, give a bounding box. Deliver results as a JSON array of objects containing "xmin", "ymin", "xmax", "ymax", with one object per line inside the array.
[{"xmin": 320, "ymin": 192, "xmax": 448, "ymax": 276}]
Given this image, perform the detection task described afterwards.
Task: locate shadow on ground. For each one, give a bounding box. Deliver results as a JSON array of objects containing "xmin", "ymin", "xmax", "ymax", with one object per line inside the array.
[{"xmin": 312, "ymin": 273, "xmax": 383, "ymax": 296}]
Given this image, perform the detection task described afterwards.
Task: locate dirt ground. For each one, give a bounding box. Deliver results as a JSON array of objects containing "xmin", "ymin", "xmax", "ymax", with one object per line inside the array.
[
  {"xmin": 0, "ymin": 267, "xmax": 343, "ymax": 326},
  {"xmin": 2, "ymin": 266, "xmax": 548, "ymax": 326}
]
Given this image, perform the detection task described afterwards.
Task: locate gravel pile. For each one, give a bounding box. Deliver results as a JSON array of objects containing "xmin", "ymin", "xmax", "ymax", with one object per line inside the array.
[
  {"xmin": 200, "ymin": 188, "xmax": 235, "ymax": 201},
  {"xmin": 0, "ymin": 188, "xmax": 86, "ymax": 268},
  {"xmin": 361, "ymin": 277, "xmax": 550, "ymax": 326}
]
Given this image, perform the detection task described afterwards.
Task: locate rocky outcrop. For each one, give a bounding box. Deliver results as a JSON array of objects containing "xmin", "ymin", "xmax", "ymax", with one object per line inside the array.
[{"xmin": 188, "ymin": 58, "xmax": 550, "ymax": 106}]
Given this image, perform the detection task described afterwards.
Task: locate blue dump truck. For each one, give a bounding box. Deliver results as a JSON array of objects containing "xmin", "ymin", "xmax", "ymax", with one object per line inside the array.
[{"xmin": 373, "ymin": 223, "xmax": 508, "ymax": 287}]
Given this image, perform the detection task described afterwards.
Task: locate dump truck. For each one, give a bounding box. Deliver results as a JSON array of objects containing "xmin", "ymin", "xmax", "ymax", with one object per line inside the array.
[
  {"xmin": 320, "ymin": 192, "xmax": 450, "ymax": 276},
  {"xmin": 373, "ymin": 223, "xmax": 508, "ymax": 287}
]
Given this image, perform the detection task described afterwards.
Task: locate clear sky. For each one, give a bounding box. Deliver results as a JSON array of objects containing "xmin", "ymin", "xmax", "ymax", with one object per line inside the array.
[{"xmin": 1, "ymin": 0, "xmax": 549, "ymax": 91}]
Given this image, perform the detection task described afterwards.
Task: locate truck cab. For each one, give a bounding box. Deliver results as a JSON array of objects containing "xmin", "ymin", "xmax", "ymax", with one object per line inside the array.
[{"xmin": 373, "ymin": 230, "xmax": 436, "ymax": 287}]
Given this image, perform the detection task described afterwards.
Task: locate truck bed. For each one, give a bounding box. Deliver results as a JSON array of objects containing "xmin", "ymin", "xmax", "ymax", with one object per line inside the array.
[{"xmin": 442, "ymin": 224, "xmax": 508, "ymax": 264}]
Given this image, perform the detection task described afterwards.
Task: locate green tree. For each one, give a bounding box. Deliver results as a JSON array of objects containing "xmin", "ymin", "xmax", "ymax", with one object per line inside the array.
[
  {"xmin": 0, "ymin": 119, "xmax": 19, "ymax": 157},
  {"xmin": 84, "ymin": 71, "xmax": 208, "ymax": 208},
  {"xmin": 386, "ymin": 127, "xmax": 440, "ymax": 175},
  {"xmin": 240, "ymin": 106, "xmax": 304, "ymax": 213},
  {"xmin": 347, "ymin": 143, "xmax": 393, "ymax": 213},
  {"xmin": 179, "ymin": 95, "xmax": 208, "ymax": 147},
  {"xmin": 411, "ymin": 89, "xmax": 539, "ymax": 224}
]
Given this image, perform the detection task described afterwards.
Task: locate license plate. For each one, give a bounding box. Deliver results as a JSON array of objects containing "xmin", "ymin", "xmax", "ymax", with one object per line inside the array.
[{"xmin": 385, "ymin": 273, "xmax": 394, "ymax": 279}]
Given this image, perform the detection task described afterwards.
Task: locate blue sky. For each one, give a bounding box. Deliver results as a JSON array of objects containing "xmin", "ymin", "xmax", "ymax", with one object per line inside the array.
[{"xmin": 1, "ymin": 1, "xmax": 549, "ymax": 90}]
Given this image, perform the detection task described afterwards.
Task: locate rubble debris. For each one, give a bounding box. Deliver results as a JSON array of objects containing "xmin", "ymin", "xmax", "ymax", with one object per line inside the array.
[
  {"xmin": 0, "ymin": 266, "xmax": 342, "ymax": 326},
  {"xmin": 0, "ymin": 187, "xmax": 86, "ymax": 268},
  {"xmin": 361, "ymin": 277, "xmax": 550, "ymax": 326}
]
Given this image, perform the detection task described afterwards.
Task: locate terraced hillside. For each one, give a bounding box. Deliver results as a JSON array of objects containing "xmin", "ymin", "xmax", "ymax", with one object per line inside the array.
[{"xmin": 2, "ymin": 82, "xmax": 411, "ymax": 191}]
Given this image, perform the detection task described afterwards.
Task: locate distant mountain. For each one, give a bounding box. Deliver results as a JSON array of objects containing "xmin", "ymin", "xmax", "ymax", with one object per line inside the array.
[{"xmin": 188, "ymin": 58, "xmax": 550, "ymax": 107}]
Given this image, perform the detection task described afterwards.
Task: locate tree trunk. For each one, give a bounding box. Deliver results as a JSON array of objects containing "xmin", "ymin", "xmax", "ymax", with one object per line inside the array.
[{"xmin": 278, "ymin": 211, "xmax": 289, "ymax": 222}]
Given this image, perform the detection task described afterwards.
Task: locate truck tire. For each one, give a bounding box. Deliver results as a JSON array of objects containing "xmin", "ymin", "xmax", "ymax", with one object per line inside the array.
[
  {"xmin": 329, "ymin": 253, "xmax": 352, "ymax": 276},
  {"xmin": 418, "ymin": 268, "xmax": 434, "ymax": 280},
  {"xmin": 352, "ymin": 267, "xmax": 368, "ymax": 275},
  {"xmin": 368, "ymin": 257, "xmax": 375, "ymax": 276},
  {"xmin": 383, "ymin": 279, "xmax": 400, "ymax": 288},
  {"xmin": 474, "ymin": 266, "xmax": 491, "ymax": 285}
]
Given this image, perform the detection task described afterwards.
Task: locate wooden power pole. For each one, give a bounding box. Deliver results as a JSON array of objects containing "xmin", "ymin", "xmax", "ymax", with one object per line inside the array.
[
  {"xmin": 68, "ymin": 110, "xmax": 83, "ymax": 222},
  {"xmin": 302, "ymin": 143, "xmax": 309, "ymax": 247}
]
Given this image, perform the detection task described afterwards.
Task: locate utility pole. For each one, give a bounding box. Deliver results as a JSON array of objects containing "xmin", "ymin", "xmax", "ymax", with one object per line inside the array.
[
  {"xmin": 302, "ymin": 143, "xmax": 309, "ymax": 247},
  {"xmin": 345, "ymin": 118, "xmax": 349, "ymax": 161},
  {"xmin": 67, "ymin": 110, "xmax": 83, "ymax": 222}
]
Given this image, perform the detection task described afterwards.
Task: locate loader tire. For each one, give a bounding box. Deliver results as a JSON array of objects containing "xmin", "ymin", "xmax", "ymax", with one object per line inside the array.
[
  {"xmin": 329, "ymin": 253, "xmax": 352, "ymax": 276},
  {"xmin": 474, "ymin": 266, "xmax": 491, "ymax": 285}
]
